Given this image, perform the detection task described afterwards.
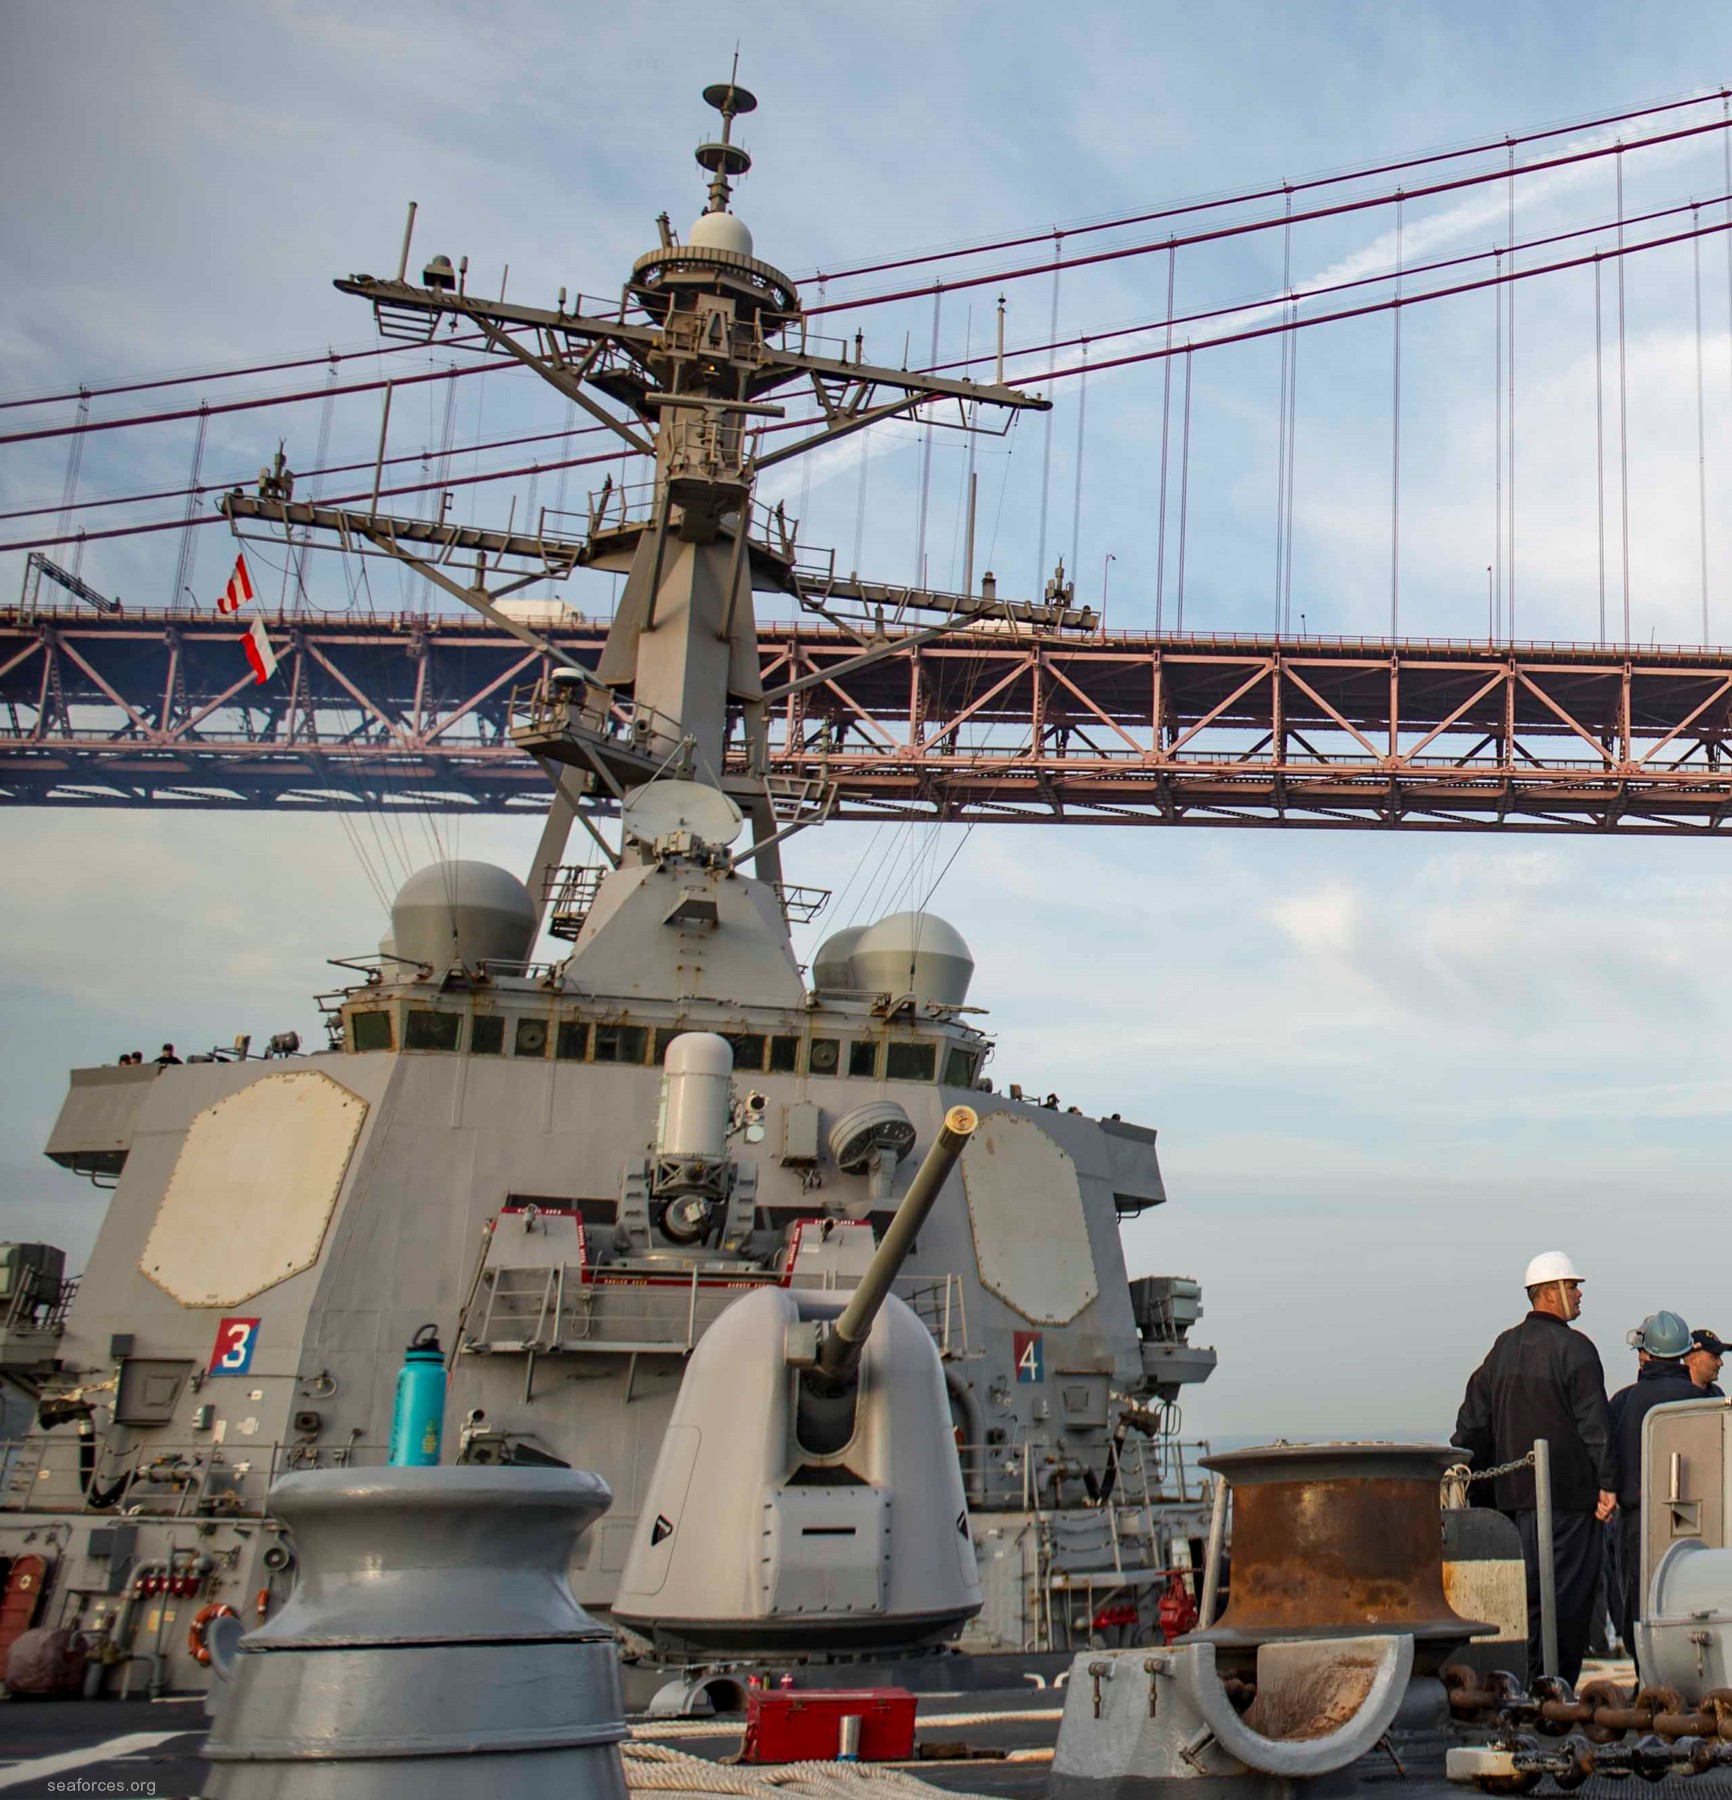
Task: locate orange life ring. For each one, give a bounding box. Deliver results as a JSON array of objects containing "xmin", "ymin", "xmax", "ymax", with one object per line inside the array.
[{"xmin": 188, "ymin": 1601, "xmax": 238, "ymax": 1665}]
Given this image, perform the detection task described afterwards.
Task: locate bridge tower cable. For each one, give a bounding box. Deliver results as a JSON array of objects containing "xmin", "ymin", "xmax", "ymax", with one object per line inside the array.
[
  {"xmin": 1595, "ymin": 255, "xmax": 1607, "ymax": 647},
  {"xmin": 913, "ymin": 287, "xmax": 941, "ymax": 590},
  {"xmin": 1176, "ymin": 346, "xmax": 1193, "ymax": 633},
  {"xmin": 1617, "ymin": 144, "xmax": 1632, "ymax": 644},
  {"xmin": 1494, "ymin": 248, "xmax": 1503, "ymax": 640},
  {"xmin": 1391, "ymin": 195, "xmax": 1403, "ymax": 639},
  {"xmin": 1033, "ymin": 235, "xmax": 1062, "ymax": 596},
  {"xmin": 1695, "ymin": 207, "xmax": 1710, "ymax": 645},
  {"xmin": 1275, "ymin": 191, "xmax": 1293, "ymax": 632},
  {"xmin": 1507, "ymin": 144, "xmax": 1517, "ymax": 642},
  {"xmin": 168, "ymin": 403, "xmax": 208, "ymax": 608},
  {"xmin": 53, "ymin": 387, "xmax": 90, "ymax": 579},
  {"xmin": 1724, "ymin": 100, "xmax": 1732, "ymax": 530},
  {"xmin": 1154, "ymin": 239, "xmax": 1176, "ymax": 633},
  {"xmin": 1069, "ymin": 342, "xmax": 1088, "ymax": 586},
  {"xmin": 1282, "ymin": 286, "xmax": 1299, "ymax": 634}
]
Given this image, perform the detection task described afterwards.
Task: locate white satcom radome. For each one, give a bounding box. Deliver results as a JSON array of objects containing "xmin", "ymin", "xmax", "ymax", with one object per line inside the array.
[
  {"xmin": 848, "ymin": 911, "xmax": 975, "ymax": 1007},
  {"xmin": 658, "ymin": 1033, "xmax": 734, "ymax": 1159},
  {"xmin": 389, "ymin": 861, "xmax": 537, "ymax": 975},
  {"xmin": 688, "ymin": 210, "xmax": 753, "ymax": 257},
  {"xmin": 810, "ymin": 925, "xmax": 867, "ymax": 992}
]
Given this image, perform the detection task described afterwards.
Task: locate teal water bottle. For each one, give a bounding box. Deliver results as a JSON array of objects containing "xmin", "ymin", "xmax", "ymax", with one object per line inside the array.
[{"xmin": 388, "ymin": 1324, "xmax": 446, "ymax": 1466}]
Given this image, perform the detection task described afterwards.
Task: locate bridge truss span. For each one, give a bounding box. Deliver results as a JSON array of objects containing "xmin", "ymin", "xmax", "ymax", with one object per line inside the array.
[
  {"xmin": 762, "ymin": 631, "xmax": 1732, "ymax": 833},
  {"xmin": 5, "ymin": 605, "xmax": 1732, "ymax": 834}
]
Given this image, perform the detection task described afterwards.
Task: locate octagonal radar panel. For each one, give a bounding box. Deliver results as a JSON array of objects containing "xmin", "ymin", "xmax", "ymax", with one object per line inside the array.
[
  {"xmin": 622, "ymin": 779, "xmax": 743, "ymax": 849},
  {"xmin": 141, "ymin": 1071, "xmax": 368, "ymax": 1308}
]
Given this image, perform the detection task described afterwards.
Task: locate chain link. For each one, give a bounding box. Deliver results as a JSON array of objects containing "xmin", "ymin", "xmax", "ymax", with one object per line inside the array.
[{"xmin": 1443, "ymin": 1451, "xmax": 1536, "ymax": 1486}]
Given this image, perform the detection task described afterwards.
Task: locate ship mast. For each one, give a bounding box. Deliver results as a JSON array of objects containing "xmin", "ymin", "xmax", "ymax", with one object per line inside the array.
[{"xmin": 223, "ymin": 81, "xmax": 1045, "ymax": 878}]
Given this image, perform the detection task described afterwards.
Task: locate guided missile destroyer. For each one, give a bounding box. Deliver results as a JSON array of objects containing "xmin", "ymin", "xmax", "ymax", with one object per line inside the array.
[{"xmin": 0, "ymin": 78, "xmax": 1216, "ymax": 1698}]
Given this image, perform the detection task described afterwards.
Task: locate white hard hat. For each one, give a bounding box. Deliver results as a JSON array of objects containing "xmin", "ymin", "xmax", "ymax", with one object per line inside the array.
[{"xmin": 1524, "ymin": 1250, "xmax": 1584, "ymax": 1287}]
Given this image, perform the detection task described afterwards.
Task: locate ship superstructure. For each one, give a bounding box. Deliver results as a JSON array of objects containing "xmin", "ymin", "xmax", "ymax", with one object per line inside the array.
[{"xmin": 0, "ymin": 81, "xmax": 1215, "ymax": 1691}]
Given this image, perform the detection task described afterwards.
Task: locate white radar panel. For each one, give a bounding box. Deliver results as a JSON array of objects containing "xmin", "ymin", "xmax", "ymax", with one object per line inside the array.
[{"xmin": 622, "ymin": 779, "xmax": 743, "ymax": 848}]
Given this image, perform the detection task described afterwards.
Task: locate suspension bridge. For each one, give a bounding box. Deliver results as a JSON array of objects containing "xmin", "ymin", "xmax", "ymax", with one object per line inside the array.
[{"xmin": 7, "ymin": 85, "xmax": 1732, "ymax": 834}]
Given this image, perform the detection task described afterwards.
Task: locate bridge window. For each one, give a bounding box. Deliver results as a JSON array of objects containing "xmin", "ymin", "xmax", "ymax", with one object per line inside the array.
[
  {"xmin": 808, "ymin": 1037, "xmax": 840, "ymax": 1075},
  {"xmin": 943, "ymin": 1046, "xmax": 979, "ymax": 1087},
  {"xmin": 654, "ymin": 1027, "xmax": 688, "ymax": 1062},
  {"xmin": 349, "ymin": 1010, "xmax": 393, "ymax": 1053},
  {"xmin": 515, "ymin": 1018, "xmax": 550, "ymax": 1058},
  {"xmin": 405, "ymin": 1010, "xmax": 461, "ymax": 1053},
  {"xmin": 725, "ymin": 1033, "xmax": 766, "ymax": 1072},
  {"xmin": 885, "ymin": 1041, "xmax": 936, "ymax": 1082},
  {"xmin": 594, "ymin": 1024, "xmax": 646, "ymax": 1064},
  {"xmin": 471, "ymin": 1016, "xmax": 505, "ymax": 1057},
  {"xmin": 847, "ymin": 1040, "xmax": 880, "ymax": 1079},
  {"xmin": 556, "ymin": 1020, "xmax": 590, "ymax": 1061},
  {"xmin": 769, "ymin": 1034, "xmax": 799, "ymax": 1073}
]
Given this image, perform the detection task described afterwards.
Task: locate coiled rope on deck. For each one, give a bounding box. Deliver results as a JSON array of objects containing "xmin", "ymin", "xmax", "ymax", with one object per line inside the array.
[{"xmin": 622, "ymin": 1740, "xmax": 1003, "ymax": 1800}]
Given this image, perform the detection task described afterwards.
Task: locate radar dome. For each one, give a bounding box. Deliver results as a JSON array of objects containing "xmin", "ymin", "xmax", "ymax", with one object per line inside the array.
[
  {"xmin": 689, "ymin": 210, "xmax": 754, "ymax": 258},
  {"xmin": 811, "ymin": 925, "xmax": 867, "ymax": 993},
  {"xmin": 389, "ymin": 860, "xmax": 537, "ymax": 976},
  {"xmin": 849, "ymin": 911, "xmax": 974, "ymax": 1008}
]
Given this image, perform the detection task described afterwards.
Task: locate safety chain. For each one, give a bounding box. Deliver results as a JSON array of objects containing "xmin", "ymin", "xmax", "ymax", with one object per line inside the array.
[{"xmin": 1444, "ymin": 1452, "xmax": 1537, "ymax": 1487}]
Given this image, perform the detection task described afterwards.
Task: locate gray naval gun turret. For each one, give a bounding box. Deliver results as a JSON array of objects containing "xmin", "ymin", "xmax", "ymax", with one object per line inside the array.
[
  {"xmin": 0, "ymin": 74, "xmax": 1216, "ymax": 1693},
  {"xmin": 614, "ymin": 1100, "xmax": 983, "ymax": 1658}
]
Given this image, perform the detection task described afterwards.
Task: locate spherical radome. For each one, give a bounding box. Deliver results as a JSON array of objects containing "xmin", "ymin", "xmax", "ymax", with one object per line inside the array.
[
  {"xmin": 811, "ymin": 925, "xmax": 867, "ymax": 992},
  {"xmin": 850, "ymin": 911, "xmax": 975, "ymax": 1007},
  {"xmin": 389, "ymin": 860, "xmax": 536, "ymax": 975},
  {"xmin": 688, "ymin": 210, "xmax": 754, "ymax": 257}
]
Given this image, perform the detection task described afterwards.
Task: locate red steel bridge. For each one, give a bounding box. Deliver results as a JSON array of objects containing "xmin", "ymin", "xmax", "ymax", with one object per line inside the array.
[{"xmin": 7, "ymin": 602, "xmax": 1732, "ymax": 834}]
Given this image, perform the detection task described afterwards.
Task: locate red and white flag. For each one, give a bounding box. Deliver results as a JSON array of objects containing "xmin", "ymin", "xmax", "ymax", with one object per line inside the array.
[
  {"xmin": 241, "ymin": 618, "xmax": 278, "ymax": 685},
  {"xmin": 215, "ymin": 553, "xmax": 255, "ymax": 615}
]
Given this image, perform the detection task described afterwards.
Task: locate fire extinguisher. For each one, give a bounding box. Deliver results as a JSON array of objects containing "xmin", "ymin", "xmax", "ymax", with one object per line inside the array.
[{"xmin": 1157, "ymin": 1570, "xmax": 1199, "ymax": 1643}]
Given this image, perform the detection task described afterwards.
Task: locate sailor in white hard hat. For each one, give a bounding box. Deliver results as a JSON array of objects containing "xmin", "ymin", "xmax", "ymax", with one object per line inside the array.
[
  {"xmin": 1607, "ymin": 1311, "xmax": 1696, "ymax": 1666},
  {"xmin": 1451, "ymin": 1251, "xmax": 1617, "ymax": 1685}
]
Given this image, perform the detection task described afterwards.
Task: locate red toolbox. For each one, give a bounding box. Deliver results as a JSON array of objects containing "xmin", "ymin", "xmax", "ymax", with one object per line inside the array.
[{"xmin": 741, "ymin": 1687, "xmax": 918, "ymax": 1763}]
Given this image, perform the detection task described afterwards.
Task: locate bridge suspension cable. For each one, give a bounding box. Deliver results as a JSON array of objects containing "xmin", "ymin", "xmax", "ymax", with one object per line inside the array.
[
  {"xmin": 6, "ymin": 208, "xmax": 1729, "ymax": 561},
  {"xmin": 9, "ymin": 184, "xmax": 1718, "ymax": 539},
  {"xmin": 0, "ymin": 442, "xmax": 637, "ymax": 556},
  {"xmin": 1027, "ymin": 214, "xmax": 1732, "ymax": 388},
  {"xmin": 5, "ymin": 95, "xmax": 1719, "ymax": 420},
  {"xmin": 0, "ymin": 356, "xmax": 508, "ymax": 451},
  {"xmin": 805, "ymin": 113, "xmax": 1732, "ymax": 317},
  {"xmin": 799, "ymin": 87, "xmax": 1732, "ymax": 289},
  {"xmin": 0, "ymin": 332, "xmax": 492, "ymax": 415},
  {"xmin": 0, "ymin": 415, "xmax": 615, "ymax": 527}
]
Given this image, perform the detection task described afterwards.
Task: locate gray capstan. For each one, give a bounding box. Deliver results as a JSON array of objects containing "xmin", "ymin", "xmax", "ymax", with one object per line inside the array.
[{"xmin": 202, "ymin": 1466, "xmax": 626, "ymax": 1800}]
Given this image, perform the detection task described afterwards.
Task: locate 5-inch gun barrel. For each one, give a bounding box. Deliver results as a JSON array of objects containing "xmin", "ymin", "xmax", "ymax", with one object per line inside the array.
[{"xmin": 816, "ymin": 1104, "xmax": 978, "ymax": 1382}]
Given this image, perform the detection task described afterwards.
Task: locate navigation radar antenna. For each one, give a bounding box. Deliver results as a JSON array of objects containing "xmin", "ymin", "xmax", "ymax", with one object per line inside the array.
[{"xmin": 697, "ymin": 74, "xmax": 756, "ymax": 216}]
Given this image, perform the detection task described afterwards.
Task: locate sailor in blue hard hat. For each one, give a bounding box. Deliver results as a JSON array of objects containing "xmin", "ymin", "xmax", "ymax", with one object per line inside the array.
[{"xmin": 1607, "ymin": 1310, "xmax": 1697, "ymax": 1667}]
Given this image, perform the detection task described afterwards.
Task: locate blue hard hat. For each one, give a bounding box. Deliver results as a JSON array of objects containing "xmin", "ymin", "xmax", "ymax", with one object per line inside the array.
[{"xmin": 1635, "ymin": 1310, "xmax": 1692, "ymax": 1358}]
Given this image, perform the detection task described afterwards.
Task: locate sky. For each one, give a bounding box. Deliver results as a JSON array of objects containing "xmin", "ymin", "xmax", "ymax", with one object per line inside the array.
[{"xmin": 3, "ymin": 1, "xmax": 1732, "ymax": 1444}]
